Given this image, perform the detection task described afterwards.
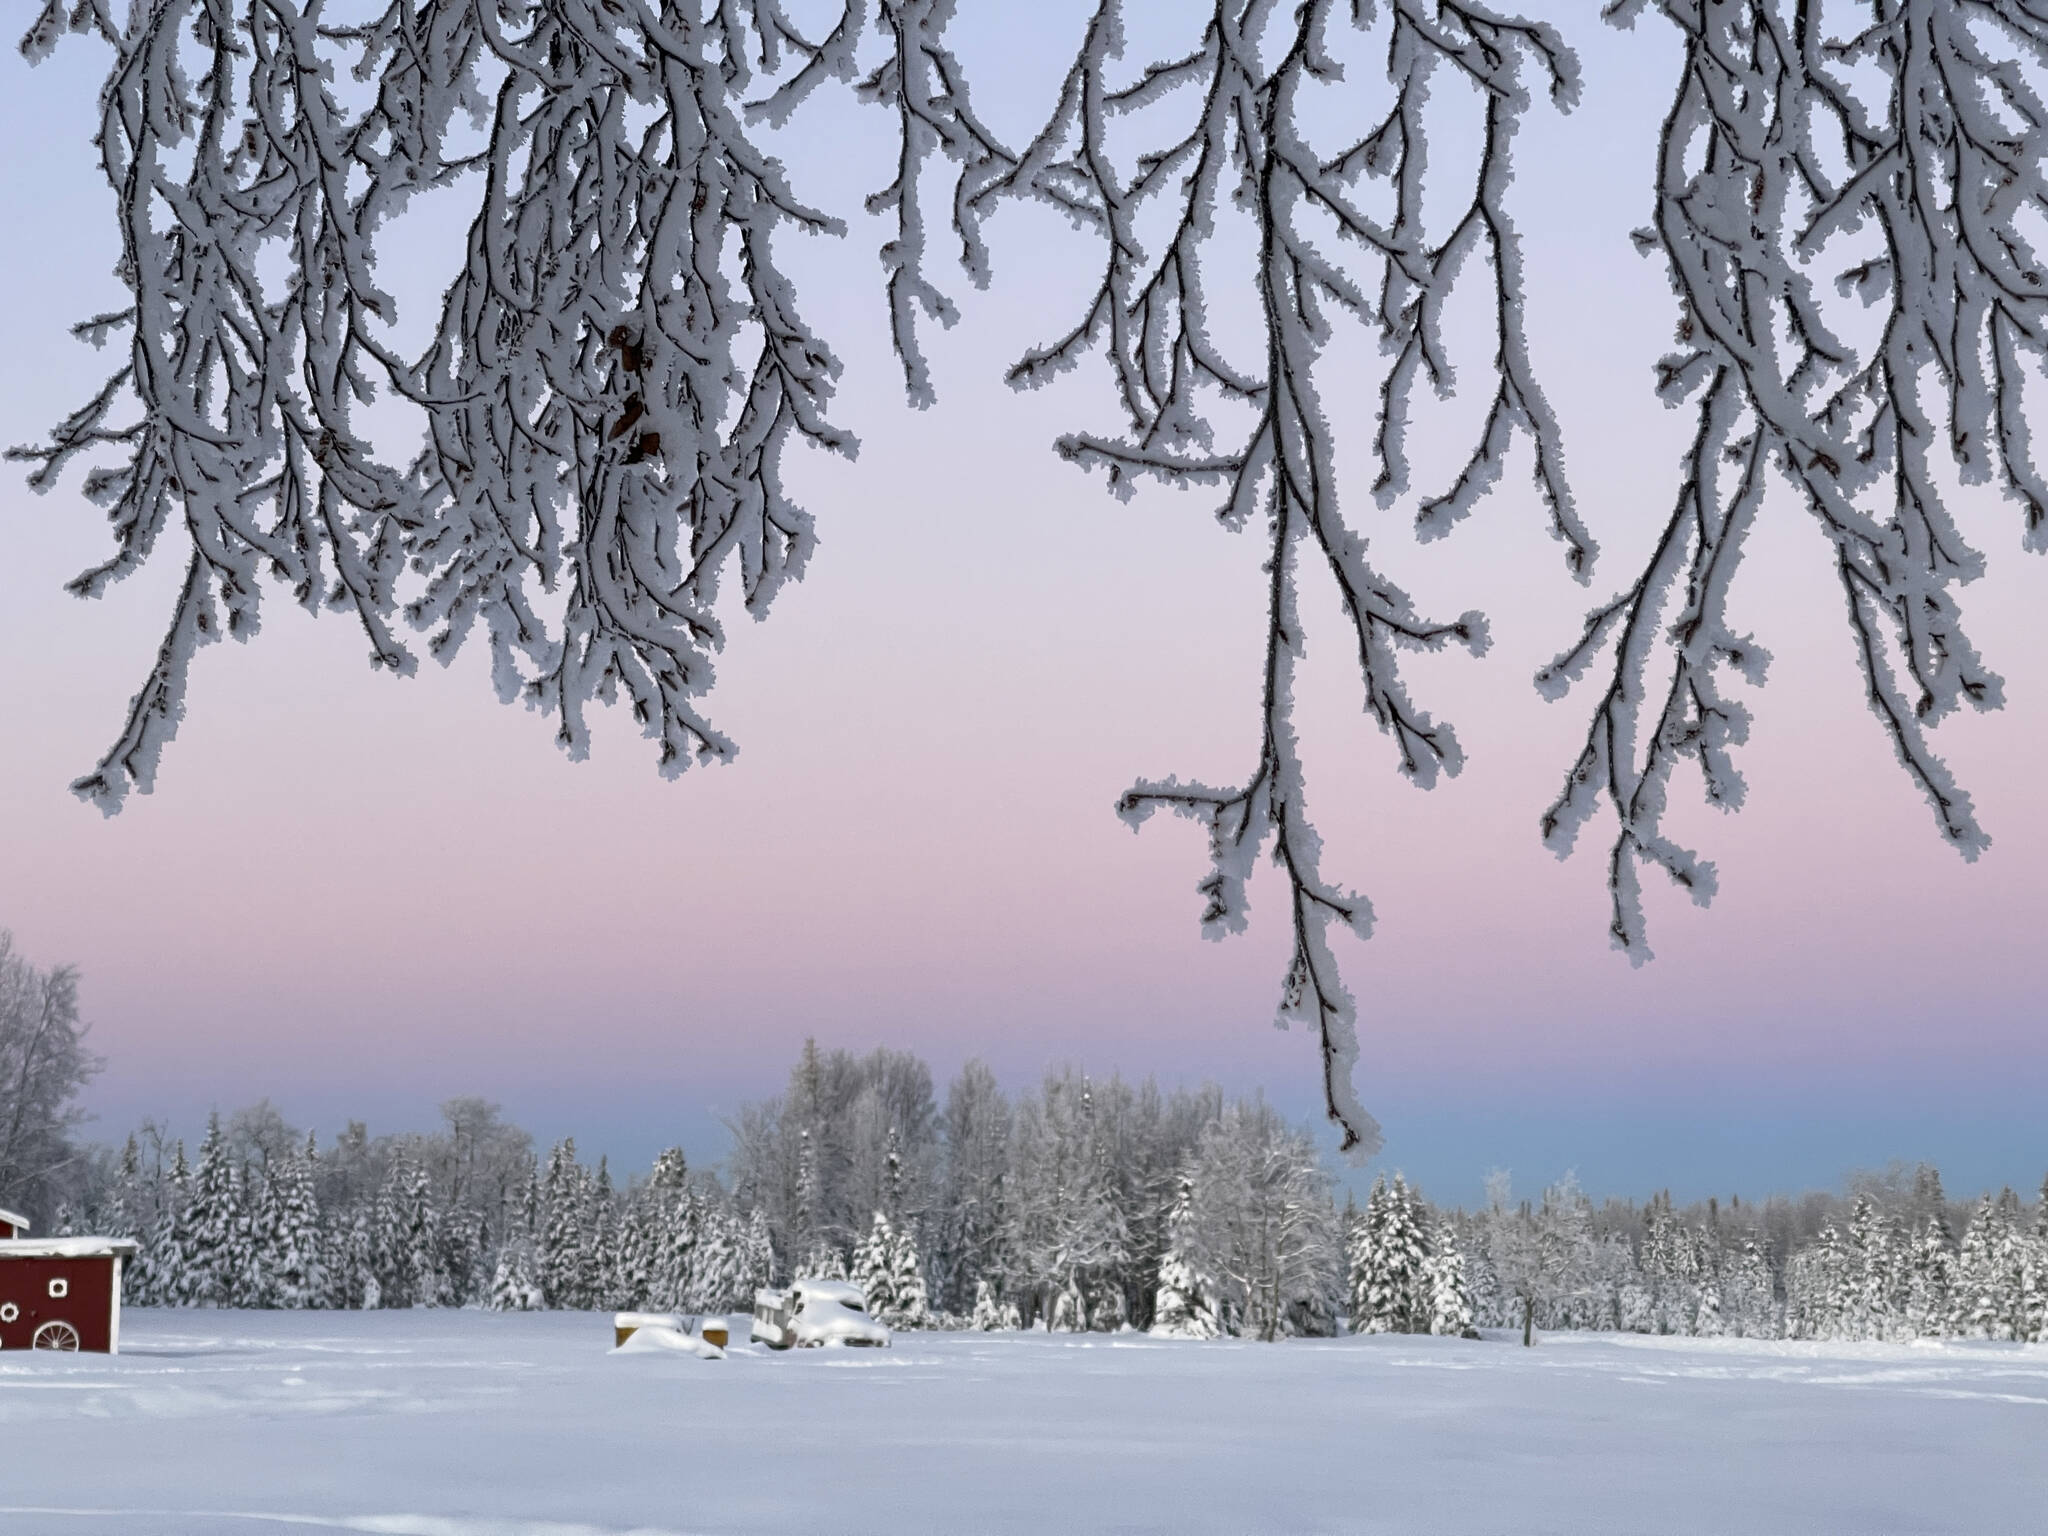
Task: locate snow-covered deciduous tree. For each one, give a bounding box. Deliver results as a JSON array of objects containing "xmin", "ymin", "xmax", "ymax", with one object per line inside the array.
[
  {"xmin": 0, "ymin": 931, "xmax": 102, "ymax": 1222},
  {"xmin": 1174, "ymin": 1100, "xmax": 1338, "ymax": 1339},
  {"xmin": 14, "ymin": 2, "xmax": 2047, "ymax": 1152},
  {"xmin": 932, "ymin": 1060, "xmax": 1010, "ymax": 1314}
]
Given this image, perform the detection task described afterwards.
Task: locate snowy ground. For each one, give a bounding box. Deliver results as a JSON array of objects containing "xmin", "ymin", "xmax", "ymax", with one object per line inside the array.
[{"xmin": 1, "ymin": 1312, "xmax": 2041, "ymax": 1535}]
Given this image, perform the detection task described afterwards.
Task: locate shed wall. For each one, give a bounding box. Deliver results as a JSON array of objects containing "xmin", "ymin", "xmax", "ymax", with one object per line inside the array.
[{"xmin": 0, "ymin": 1256, "xmax": 118, "ymax": 1352}]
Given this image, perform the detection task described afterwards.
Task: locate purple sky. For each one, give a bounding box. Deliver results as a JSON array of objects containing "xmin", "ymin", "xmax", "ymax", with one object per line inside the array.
[{"xmin": 1, "ymin": 9, "xmax": 2041, "ymax": 1207}]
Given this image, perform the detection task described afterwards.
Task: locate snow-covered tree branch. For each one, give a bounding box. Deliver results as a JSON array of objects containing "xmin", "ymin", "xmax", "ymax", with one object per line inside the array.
[
  {"xmin": 998, "ymin": 0, "xmax": 1581, "ymax": 1151},
  {"xmin": 1545, "ymin": 0, "xmax": 2048, "ymax": 959},
  {"xmin": 11, "ymin": 0, "xmax": 1001, "ymax": 807}
]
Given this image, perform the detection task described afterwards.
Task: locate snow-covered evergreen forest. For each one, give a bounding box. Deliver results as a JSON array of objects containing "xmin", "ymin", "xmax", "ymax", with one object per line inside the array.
[{"xmin": 44, "ymin": 1042, "xmax": 2048, "ymax": 1345}]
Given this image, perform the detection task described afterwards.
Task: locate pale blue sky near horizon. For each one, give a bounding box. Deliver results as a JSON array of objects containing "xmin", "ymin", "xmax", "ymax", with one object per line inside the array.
[{"xmin": 0, "ymin": 4, "xmax": 2042, "ymax": 1210}]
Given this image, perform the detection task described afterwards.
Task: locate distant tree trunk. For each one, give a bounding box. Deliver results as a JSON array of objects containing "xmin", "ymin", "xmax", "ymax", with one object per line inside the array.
[{"xmin": 1523, "ymin": 1295, "xmax": 1534, "ymax": 1348}]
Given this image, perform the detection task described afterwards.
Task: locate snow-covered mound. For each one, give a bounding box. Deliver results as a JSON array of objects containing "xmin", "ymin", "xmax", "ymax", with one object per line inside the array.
[{"xmin": 611, "ymin": 1322, "xmax": 724, "ymax": 1360}]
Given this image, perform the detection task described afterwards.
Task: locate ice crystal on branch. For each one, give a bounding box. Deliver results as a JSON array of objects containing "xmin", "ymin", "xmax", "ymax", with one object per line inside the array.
[
  {"xmin": 993, "ymin": 0, "xmax": 1581, "ymax": 1152},
  {"xmin": 1550, "ymin": 0, "xmax": 2046, "ymax": 960}
]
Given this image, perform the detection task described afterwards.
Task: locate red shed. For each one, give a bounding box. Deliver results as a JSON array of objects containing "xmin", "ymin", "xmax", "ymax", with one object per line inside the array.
[{"xmin": 0, "ymin": 1209, "xmax": 138, "ymax": 1353}]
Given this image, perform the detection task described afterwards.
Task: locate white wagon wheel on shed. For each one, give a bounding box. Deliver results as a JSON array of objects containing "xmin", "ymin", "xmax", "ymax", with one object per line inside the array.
[{"xmin": 32, "ymin": 1320, "xmax": 80, "ymax": 1351}]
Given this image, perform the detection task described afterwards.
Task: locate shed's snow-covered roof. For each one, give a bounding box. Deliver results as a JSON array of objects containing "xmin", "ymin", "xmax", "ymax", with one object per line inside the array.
[
  {"xmin": 0, "ymin": 1237, "xmax": 138, "ymax": 1259},
  {"xmin": 0, "ymin": 1208, "xmax": 29, "ymax": 1233}
]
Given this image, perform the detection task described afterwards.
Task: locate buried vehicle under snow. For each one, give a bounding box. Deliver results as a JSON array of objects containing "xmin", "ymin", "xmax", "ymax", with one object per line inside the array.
[{"xmin": 751, "ymin": 1278, "xmax": 891, "ymax": 1349}]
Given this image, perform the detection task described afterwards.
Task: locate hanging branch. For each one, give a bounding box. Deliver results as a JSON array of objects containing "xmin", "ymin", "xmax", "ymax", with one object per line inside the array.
[
  {"xmin": 1551, "ymin": 0, "xmax": 2043, "ymax": 959},
  {"xmin": 12, "ymin": 0, "xmax": 873, "ymax": 807},
  {"xmin": 993, "ymin": 0, "xmax": 1579, "ymax": 1152}
]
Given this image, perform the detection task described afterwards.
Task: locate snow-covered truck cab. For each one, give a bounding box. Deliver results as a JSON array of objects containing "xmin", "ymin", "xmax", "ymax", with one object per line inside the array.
[
  {"xmin": 0, "ymin": 1208, "xmax": 140, "ymax": 1354},
  {"xmin": 750, "ymin": 1278, "xmax": 891, "ymax": 1350}
]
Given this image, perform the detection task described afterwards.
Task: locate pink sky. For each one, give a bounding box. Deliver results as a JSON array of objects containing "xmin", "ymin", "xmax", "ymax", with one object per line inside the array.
[{"xmin": 0, "ymin": 13, "xmax": 2041, "ymax": 1204}]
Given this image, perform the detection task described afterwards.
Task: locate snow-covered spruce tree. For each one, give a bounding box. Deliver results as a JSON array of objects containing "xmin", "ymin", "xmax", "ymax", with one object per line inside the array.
[
  {"xmin": 1951, "ymin": 1194, "xmax": 2005, "ymax": 1339},
  {"xmin": 386, "ymin": 1153, "xmax": 449, "ymax": 1309},
  {"xmin": 1951, "ymin": 1187, "xmax": 2038, "ymax": 1343},
  {"xmin": 612, "ymin": 1194, "xmax": 656, "ymax": 1312},
  {"xmin": 487, "ymin": 1164, "xmax": 546, "ymax": 1312},
  {"xmin": 1367, "ymin": 1176, "xmax": 1425, "ymax": 1332},
  {"xmin": 333, "ymin": 1205, "xmax": 380, "ymax": 1310},
  {"xmin": 1346, "ymin": 1177, "xmax": 1389, "ymax": 1332},
  {"xmin": 238, "ymin": 1159, "xmax": 285, "ymax": 1308},
  {"xmin": 132, "ymin": 1138, "xmax": 191, "ymax": 1307},
  {"xmin": 100, "ymin": 1134, "xmax": 146, "ymax": 1244},
  {"xmin": 537, "ymin": 1138, "xmax": 590, "ymax": 1310},
  {"xmin": 1423, "ymin": 1220, "xmax": 1477, "ymax": 1338},
  {"xmin": 1845, "ymin": 1194, "xmax": 1904, "ymax": 1342},
  {"xmin": 968, "ymin": 1278, "xmax": 1021, "ymax": 1332},
  {"xmin": 886, "ymin": 1217, "xmax": 932, "ymax": 1328},
  {"xmin": 589, "ymin": 1157, "xmax": 620, "ymax": 1308},
  {"xmin": 1784, "ymin": 1221, "xmax": 1848, "ymax": 1341},
  {"xmin": 851, "ymin": 1211, "xmax": 899, "ymax": 1319},
  {"xmin": 1903, "ymin": 1214, "xmax": 1956, "ymax": 1339},
  {"xmin": 488, "ymin": 1232, "xmax": 545, "ymax": 1313},
  {"xmin": 179, "ymin": 1113, "xmax": 244, "ymax": 1307},
  {"xmin": 739, "ymin": 1206, "xmax": 776, "ymax": 1300},
  {"xmin": 1150, "ymin": 1174, "xmax": 1225, "ymax": 1340},
  {"xmin": 1723, "ymin": 1236, "xmax": 1778, "ymax": 1340},
  {"xmin": 275, "ymin": 1133, "xmax": 329, "ymax": 1309},
  {"xmin": 661, "ymin": 1184, "xmax": 708, "ymax": 1309},
  {"xmin": 689, "ymin": 1207, "xmax": 746, "ymax": 1311}
]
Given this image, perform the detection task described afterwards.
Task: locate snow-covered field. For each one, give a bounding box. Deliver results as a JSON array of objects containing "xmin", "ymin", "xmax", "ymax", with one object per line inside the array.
[{"xmin": 1, "ymin": 1312, "xmax": 2040, "ymax": 1535}]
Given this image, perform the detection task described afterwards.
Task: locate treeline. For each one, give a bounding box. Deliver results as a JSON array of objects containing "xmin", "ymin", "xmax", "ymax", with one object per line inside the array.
[
  {"xmin": 1451, "ymin": 1169, "xmax": 2048, "ymax": 1343},
  {"xmin": 40, "ymin": 1040, "xmax": 2048, "ymax": 1344},
  {"xmin": 63, "ymin": 1099, "xmax": 775, "ymax": 1314}
]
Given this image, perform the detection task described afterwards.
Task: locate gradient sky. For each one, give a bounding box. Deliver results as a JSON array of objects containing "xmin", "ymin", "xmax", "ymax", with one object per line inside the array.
[{"xmin": 0, "ymin": 6, "xmax": 2041, "ymax": 1209}]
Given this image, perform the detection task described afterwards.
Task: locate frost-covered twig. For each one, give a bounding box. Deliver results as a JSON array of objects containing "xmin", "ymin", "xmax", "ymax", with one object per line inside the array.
[
  {"xmin": 1002, "ymin": 0, "xmax": 1578, "ymax": 1151},
  {"xmin": 747, "ymin": 0, "xmax": 1017, "ymax": 406},
  {"xmin": 1552, "ymin": 0, "xmax": 2040, "ymax": 959}
]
